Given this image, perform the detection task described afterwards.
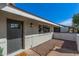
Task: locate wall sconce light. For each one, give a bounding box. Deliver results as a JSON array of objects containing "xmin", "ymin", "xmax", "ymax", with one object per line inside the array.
[{"xmin": 30, "ymin": 23, "xmax": 33, "ymax": 27}]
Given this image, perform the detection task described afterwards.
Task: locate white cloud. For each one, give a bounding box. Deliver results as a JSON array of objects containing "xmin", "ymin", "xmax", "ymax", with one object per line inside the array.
[{"xmin": 59, "ymin": 18, "xmax": 72, "ymax": 26}]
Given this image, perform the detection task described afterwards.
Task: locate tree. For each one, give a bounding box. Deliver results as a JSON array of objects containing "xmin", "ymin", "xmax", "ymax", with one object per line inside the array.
[{"xmin": 73, "ymin": 14, "xmax": 79, "ymax": 32}]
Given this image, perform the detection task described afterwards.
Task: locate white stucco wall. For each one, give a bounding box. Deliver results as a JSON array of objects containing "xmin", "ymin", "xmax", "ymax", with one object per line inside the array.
[
  {"xmin": 53, "ymin": 32, "xmax": 76, "ymax": 41},
  {"xmin": 24, "ymin": 32, "xmax": 53, "ymax": 49},
  {"xmin": 32, "ymin": 32, "xmax": 53, "ymax": 47}
]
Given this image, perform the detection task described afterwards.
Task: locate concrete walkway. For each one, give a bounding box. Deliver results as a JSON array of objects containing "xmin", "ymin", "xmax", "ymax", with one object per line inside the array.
[
  {"xmin": 17, "ymin": 39, "xmax": 79, "ymax": 56},
  {"xmin": 24, "ymin": 48, "xmax": 79, "ymax": 56}
]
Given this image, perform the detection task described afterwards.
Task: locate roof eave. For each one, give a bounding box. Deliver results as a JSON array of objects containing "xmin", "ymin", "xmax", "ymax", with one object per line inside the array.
[{"xmin": 1, "ymin": 5, "xmax": 59, "ymax": 27}]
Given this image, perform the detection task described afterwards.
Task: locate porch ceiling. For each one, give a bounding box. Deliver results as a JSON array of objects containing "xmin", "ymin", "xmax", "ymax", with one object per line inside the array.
[{"xmin": 1, "ymin": 6, "xmax": 59, "ymax": 27}]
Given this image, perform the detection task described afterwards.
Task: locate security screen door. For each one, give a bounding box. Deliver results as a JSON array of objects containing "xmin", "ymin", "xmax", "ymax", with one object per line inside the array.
[{"xmin": 7, "ymin": 19, "xmax": 23, "ymax": 54}]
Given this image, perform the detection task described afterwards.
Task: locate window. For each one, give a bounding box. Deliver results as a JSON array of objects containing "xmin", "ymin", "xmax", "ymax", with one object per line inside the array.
[
  {"xmin": 10, "ymin": 23, "xmax": 20, "ymax": 29},
  {"xmin": 38, "ymin": 25, "xmax": 50, "ymax": 33},
  {"xmin": 54, "ymin": 27, "xmax": 60, "ymax": 32},
  {"xmin": 43, "ymin": 25, "xmax": 50, "ymax": 33}
]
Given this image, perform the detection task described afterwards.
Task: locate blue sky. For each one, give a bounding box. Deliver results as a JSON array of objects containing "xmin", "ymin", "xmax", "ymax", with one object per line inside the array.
[{"xmin": 16, "ymin": 3, "xmax": 79, "ymax": 26}]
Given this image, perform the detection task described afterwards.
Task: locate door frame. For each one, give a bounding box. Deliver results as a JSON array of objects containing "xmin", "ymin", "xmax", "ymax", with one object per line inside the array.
[{"xmin": 7, "ymin": 19, "xmax": 24, "ymax": 51}]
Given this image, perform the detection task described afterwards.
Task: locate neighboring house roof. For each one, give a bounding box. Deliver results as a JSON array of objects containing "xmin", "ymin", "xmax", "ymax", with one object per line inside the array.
[
  {"xmin": 0, "ymin": 4, "xmax": 59, "ymax": 27},
  {"xmin": 58, "ymin": 24, "xmax": 74, "ymax": 28}
]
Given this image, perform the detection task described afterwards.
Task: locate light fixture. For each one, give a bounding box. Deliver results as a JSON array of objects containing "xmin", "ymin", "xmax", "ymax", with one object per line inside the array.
[{"xmin": 30, "ymin": 23, "xmax": 33, "ymax": 27}]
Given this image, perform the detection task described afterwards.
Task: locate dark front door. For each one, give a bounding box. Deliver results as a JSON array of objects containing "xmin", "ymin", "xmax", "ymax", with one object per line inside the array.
[{"xmin": 7, "ymin": 19, "xmax": 23, "ymax": 54}]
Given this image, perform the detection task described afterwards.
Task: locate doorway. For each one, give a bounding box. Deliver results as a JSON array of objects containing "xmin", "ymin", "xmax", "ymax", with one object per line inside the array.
[{"xmin": 7, "ymin": 19, "xmax": 23, "ymax": 54}]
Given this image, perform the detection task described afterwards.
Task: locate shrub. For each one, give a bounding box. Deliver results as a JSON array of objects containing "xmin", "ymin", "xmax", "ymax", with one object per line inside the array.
[{"xmin": 0, "ymin": 47, "xmax": 3, "ymax": 56}]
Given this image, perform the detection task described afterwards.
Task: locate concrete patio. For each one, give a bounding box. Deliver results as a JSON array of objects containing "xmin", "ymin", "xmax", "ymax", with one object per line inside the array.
[{"xmin": 16, "ymin": 39, "xmax": 79, "ymax": 56}]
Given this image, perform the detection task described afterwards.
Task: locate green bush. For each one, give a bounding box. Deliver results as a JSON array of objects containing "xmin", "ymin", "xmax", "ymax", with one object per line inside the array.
[{"xmin": 0, "ymin": 47, "xmax": 3, "ymax": 56}]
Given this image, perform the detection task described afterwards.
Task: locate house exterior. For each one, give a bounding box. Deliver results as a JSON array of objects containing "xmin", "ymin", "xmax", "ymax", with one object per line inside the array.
[
  {"xmin": 60, "ymin": 26, "xmax": 69, "ymax": 32},
  {"xmin": 0, "ymin": 3, "xmax": 59, "ymax": 56},
  {"xmin": 59, "ymin": 24, "xmax": 78, "ymax": 33}
]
